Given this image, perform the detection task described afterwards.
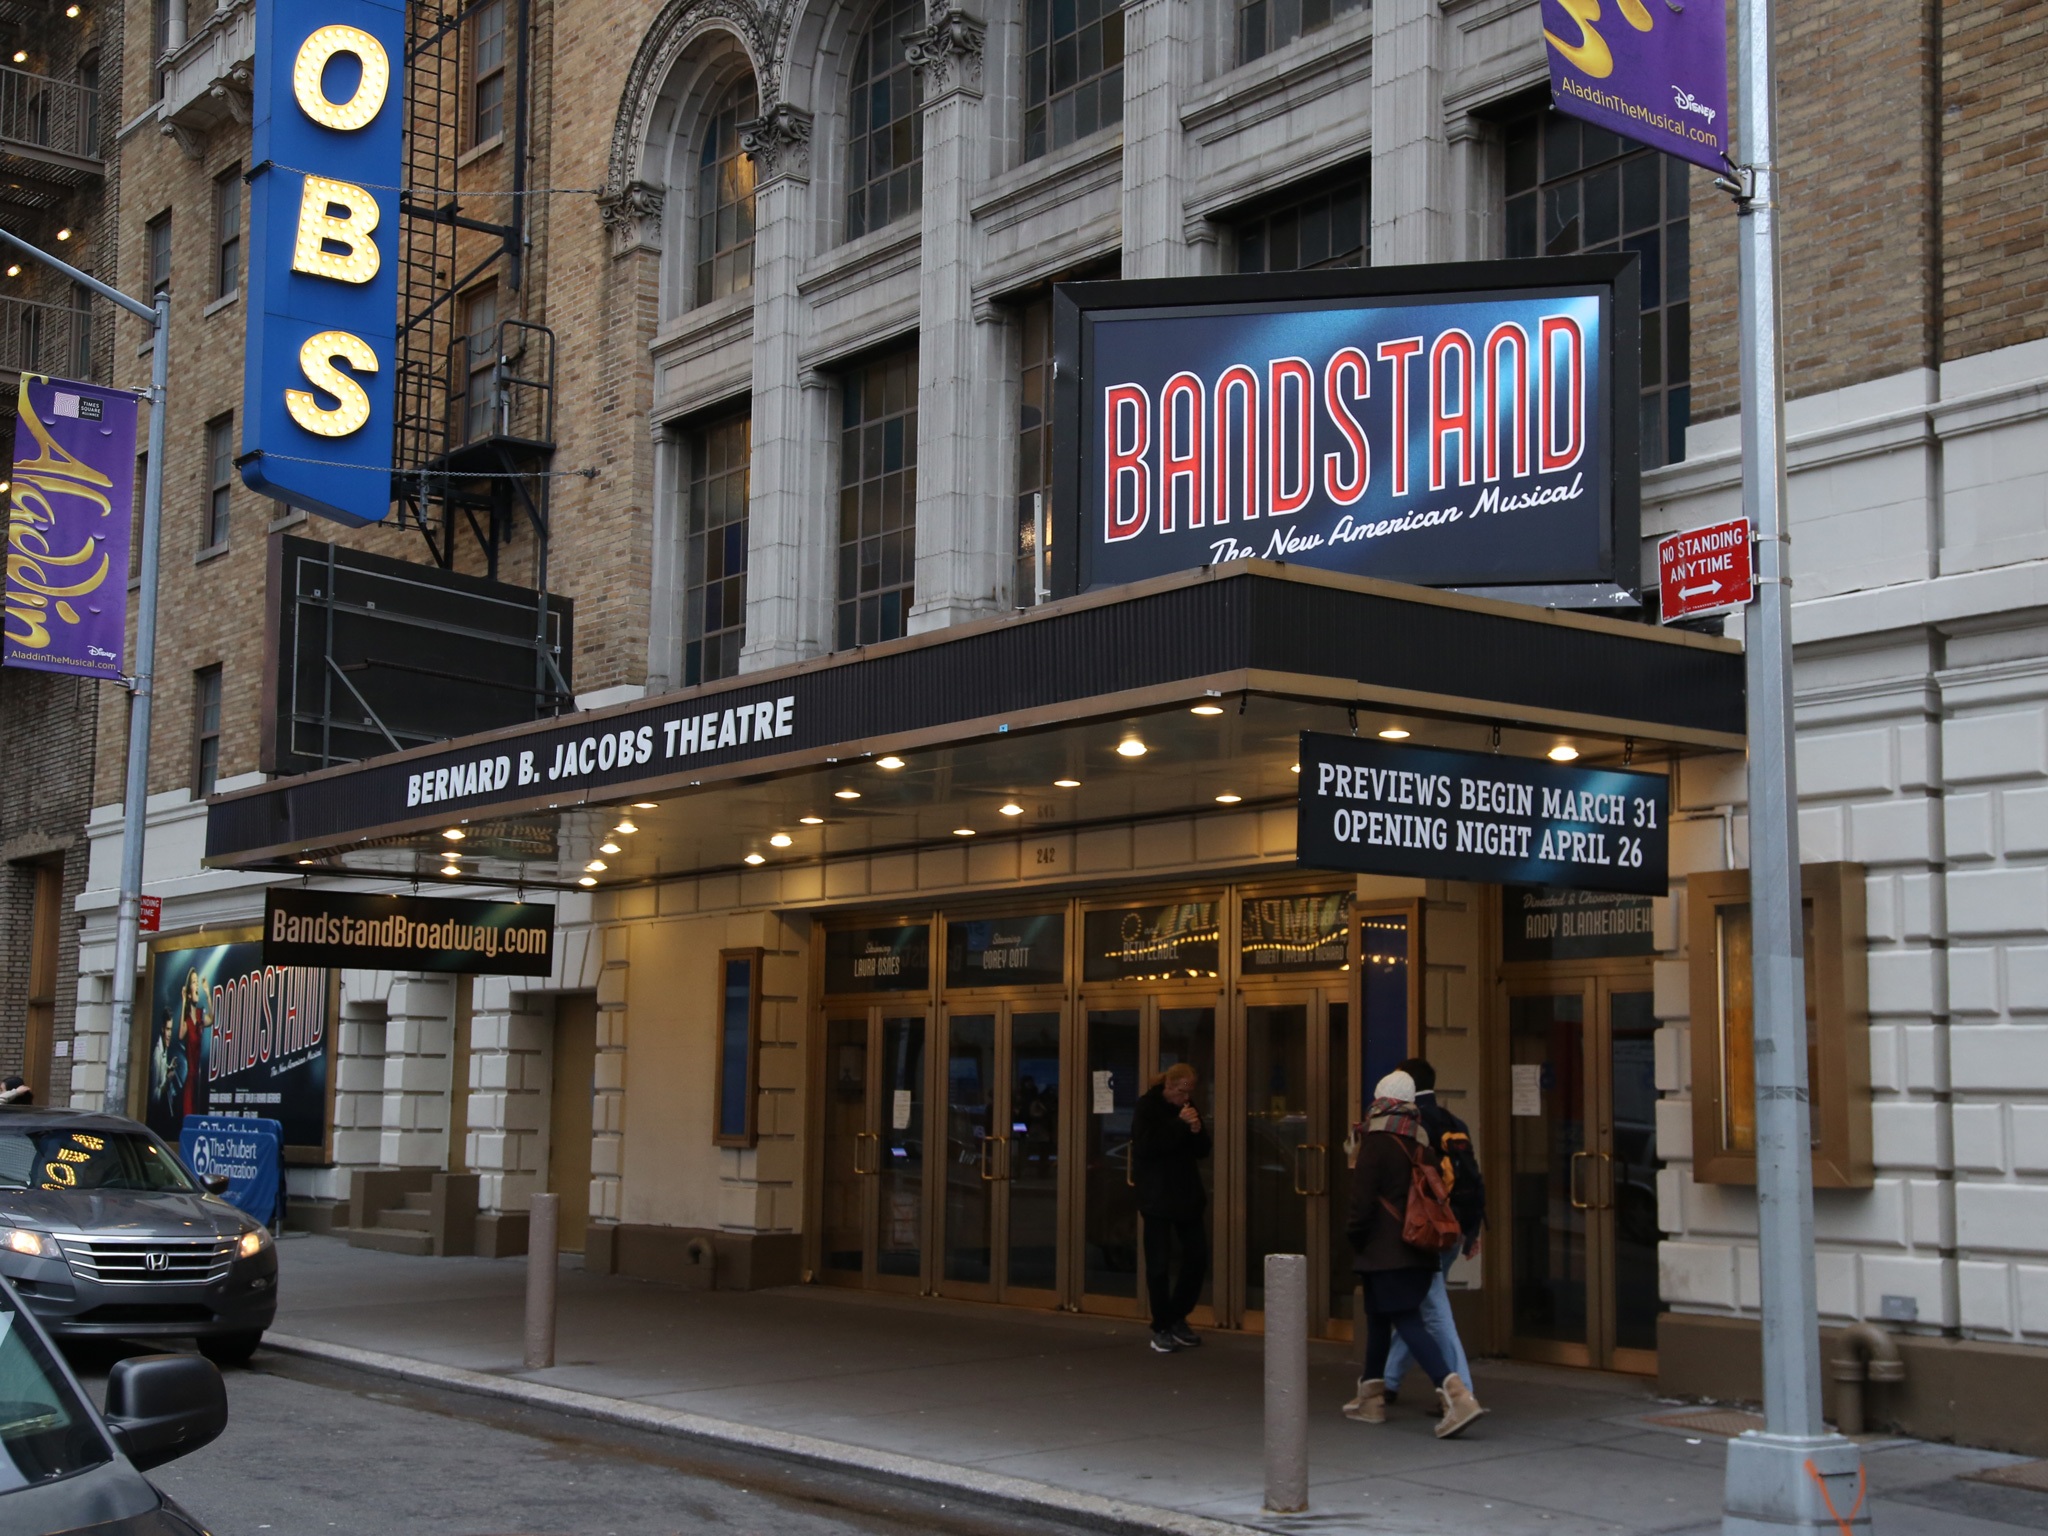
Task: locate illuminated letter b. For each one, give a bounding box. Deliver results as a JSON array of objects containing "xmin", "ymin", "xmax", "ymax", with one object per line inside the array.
[
  {"xmin": 292, "ymin": 176, "xmax": 381, "ymax": 284},
  {"xmin": 286, "ymin": 331, "xmax": 379, "ymax": 438}
]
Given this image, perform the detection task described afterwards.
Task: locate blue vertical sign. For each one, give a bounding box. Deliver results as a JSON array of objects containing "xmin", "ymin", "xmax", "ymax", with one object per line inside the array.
[{"xmin": 240, "ymin": 1, "xmax": 405, "ymax": 526}]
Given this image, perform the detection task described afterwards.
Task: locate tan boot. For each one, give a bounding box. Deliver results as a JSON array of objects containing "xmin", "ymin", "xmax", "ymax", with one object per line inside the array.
[
  {"xmin": 1342, "ymin": 1377, "xmax": 1387, "ymax": 1424},
  {"xmin": 1433, "ymin": 1373, "xmax": 1485, "ymax": 1438}
]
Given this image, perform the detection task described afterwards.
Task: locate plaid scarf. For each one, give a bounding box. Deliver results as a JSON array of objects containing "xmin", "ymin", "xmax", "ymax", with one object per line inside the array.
[{"xmin": 1363, "ymin": 1096, "xmax": 1429, "ymax": 1147}]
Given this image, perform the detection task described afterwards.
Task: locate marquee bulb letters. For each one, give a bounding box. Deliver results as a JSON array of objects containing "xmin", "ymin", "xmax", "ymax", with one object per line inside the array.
[
  {"xmin": 286, "ymin": 331, "xmax": 378, "ymax": 437},
  {"xmin": 291, "ymin": 175, "xmax": 381, "ymax": 284},
  {"xmin": 294, "ymin": 25, "xmax": 391, "ymax": 130}
]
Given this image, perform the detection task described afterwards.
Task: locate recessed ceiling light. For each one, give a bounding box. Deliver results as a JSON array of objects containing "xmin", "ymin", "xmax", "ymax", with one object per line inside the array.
[
  {"xmin": 1379, "ymin": 728, "xmax": 1411, "ymax": 740},
  {"xmin": 835, "ymin": 788, "xmax": 861, "ymax": 800},
  {"xmin": 1548, "ymin": 745, "xmax": 1580, "ymax": 763},
  {"xmin": 440, "ymin": 865, "xmax": 461, "ymax": 877},
  {"xmin": 65, "ymin": 4, "xmax": 80, "ymax": 17},
  {"xmin": 743, "ymin": 852, "xmax": 766, "ymax": 865},
  {"xmin": 297, "ymin": 858, "xmax": 315, "ymax": 866},
  {"xmin": 1290, "ymin": 763, "xmax": 1300, "ymax": 774},
  {"xmin": 632, "ymin": 802, "xmax": 658, "ymax": 810},
  {"xmin": 770, "ymin": 832, "xmax": 793, "ymax": 847},
  {"xmin": 1116, "ymin": 739, "xmax": 1147, "ymax": 758},
  {"xmin": 3, "ymin": 266, "xmax": 15, "ymax": 278},
  {"xmin": 953, "ymin": 827, "xmax": 976, "ymax": 837},
  {"xmin": 877, "ymin": 755, "xmax": 906, "ymax": 770},
  {"xmin": 442, "ymin": 828, "xmax": 465, "ymax": 841},
  {"xmin": 55, "ymin": 228, "xmax": 70, "ymax": 241},
  {"xmin": 999, "ymin": 803, "xmax": 1024, "ymax": 816},
  {"xmin": 1054, "ymin": 777, "xmax": 1080, "ymax": 789},
  {"xmin": 11, "ymin": 52, "xmax": 25, "ymax": 64},
  {"xmin": 613, "ymin": 819, "xmax": 638, "ymax": 835},
  {"xmin": 799, "ymin": 815, "xmax": 825, "ymax": 825},
  {"xmin": 599, "ymin": 841, "xmax": 622, "ymax": 855},
  {"xmin": 578, "ymin": 876, "xmax": 597, "ymax": 887},
  {"xmin": 584, "ymin": 859, "xmax": 607, "ymax": 872},
  {"xmin": 1190, "ymin": 704, "xmax": 1224, "ymax": 716},
  {"xmin": 1215, "ymin": 793, "xmax": 1243, "ymax": 805}
]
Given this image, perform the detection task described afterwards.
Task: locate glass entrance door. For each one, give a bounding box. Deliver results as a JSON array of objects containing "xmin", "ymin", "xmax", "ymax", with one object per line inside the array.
[
  {"xmin": 1506, "ymin": 975, "xmax": 1660, "ymax": 1371},
  {"xmin": 1239, "ymin": 990, "xmax": 1348, "ymax": 1331},
  {"xmin": 819, "ymin": 1010, "xmax": 928, "ymax": 1292},
  {"xmin": 937, "ymin": 1005, "xmax": 1064, "ymax": 1304}
]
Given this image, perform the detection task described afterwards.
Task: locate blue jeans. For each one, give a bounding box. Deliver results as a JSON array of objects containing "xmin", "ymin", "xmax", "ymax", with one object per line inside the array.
[{"xmin": 1383, "ymin": 1247, "xmax": 1471, "ymax": 1387}]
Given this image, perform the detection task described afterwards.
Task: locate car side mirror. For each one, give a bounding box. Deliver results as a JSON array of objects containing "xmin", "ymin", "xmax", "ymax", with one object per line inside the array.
[
  {"xmin": 201, "ymin": 1175, "xmax": 229, "ymax": 1195},
  {"xmin": 103, "ymin": 1353, "xmax": 228, "ymax": 1471}
]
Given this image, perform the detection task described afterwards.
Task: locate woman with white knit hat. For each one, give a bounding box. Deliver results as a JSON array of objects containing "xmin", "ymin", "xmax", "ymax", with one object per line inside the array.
[{"xmin": 1342, "ymin": 1068, "xmax": 1486, "ymax": 1438}]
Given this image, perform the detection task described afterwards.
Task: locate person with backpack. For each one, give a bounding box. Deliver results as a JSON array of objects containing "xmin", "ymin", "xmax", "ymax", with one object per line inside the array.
[
  {"xmin": 1342, "ymin": 1069, "xmax": 1486, "ymax": 1438},
  {"xmin": 1381, "ymin": 1055, "xmax": 1484, "ymax": 1401}
]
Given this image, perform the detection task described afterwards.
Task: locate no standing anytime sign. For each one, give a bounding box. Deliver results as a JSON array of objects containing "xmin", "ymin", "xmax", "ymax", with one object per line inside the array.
[{"xmin": 1658, "ymin": 518, "xmax": 1753, "ymax": 622}]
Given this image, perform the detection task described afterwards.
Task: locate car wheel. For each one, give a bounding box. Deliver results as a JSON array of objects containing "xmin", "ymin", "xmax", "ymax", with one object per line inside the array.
[{"xmin": 197, "ymin": 1330, "xmax": 262, "ymax": 1368}]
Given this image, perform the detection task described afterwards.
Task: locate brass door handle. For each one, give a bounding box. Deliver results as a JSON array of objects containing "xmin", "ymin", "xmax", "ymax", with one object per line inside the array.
[
  {"xmin": 1292, "ymin": 1142, "xmax": 1316, "ymax": 1197},
  {"xmin": 979, "ymin": 1134, "xmax": 999, "ymax": 1182},
  {"xmin": 855, "ymin": 1130, "xmax": 880, "ymax": 1175},
  {"xmin": 1569, "ymin": 1149, "xmax": 1593, "ymax": 1210},
  {"xmin": 1126, "ymin": 1143, "xmax": 1136, "ymax": 1188},
  {"xmin": 1596, "ymin": 1149, "xmax": 1615, "ymax": 1210},
  {"xmin": 1305, "ymin": 1142, "xmax": 1328, "ymax": 1196}
]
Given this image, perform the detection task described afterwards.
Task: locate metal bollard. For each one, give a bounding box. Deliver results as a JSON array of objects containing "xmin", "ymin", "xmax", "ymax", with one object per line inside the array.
[
  {"xmin": 524, "ymin": 1192, "xmax": 559, "ymax": 1370},
  {"xmin": 1263, "ymin": 1252, "xmax": 1309, "ymax": 1514}
]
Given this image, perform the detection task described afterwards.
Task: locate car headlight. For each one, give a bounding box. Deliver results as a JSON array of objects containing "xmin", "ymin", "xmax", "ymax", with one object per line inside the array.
[
  {"xmin": 4, "ymin": 1228, "xmax": 48, "ymax": 1258},
  {"xmin": 238, "ymin": 1226, "xmax": 273, "ymax": 1260}
]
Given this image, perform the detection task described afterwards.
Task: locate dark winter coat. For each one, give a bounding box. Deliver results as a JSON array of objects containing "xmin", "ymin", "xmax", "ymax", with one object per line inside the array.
[
  {"xmin": 1346, "ymin": 1129, "xmax": 1439, "ymax": 1275},
  {"xmin": 1131, "ymin": 1084, "xmax": 1212, "ymax": 1219}
]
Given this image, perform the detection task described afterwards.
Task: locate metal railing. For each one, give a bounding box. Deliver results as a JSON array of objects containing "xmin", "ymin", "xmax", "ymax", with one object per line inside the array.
[
  {"xmin": 0, "ymin": 295, "xmax": 96, "ymax": 380},
  {"xmin": 0, "ymin": 65, "xmax": 100, "ymax": 164}
]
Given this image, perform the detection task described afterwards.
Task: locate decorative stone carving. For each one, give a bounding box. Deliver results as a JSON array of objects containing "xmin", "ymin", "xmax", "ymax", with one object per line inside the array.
[
  {"xmin": 904, "ymin": 7, "xmax": 987, "ymax": 99},
  {"xmin": 599, "ymin": 180, "xmax": 668, "ymax": 258},
  {"xmin": 740, "ymin": 103, "xmax": 813, "ymax": 185}
]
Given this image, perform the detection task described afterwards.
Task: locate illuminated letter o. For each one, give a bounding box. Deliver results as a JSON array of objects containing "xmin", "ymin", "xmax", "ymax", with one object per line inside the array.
[{"xmin": 294, "ymin": 25, "xmax": 391, "ymax": 132}]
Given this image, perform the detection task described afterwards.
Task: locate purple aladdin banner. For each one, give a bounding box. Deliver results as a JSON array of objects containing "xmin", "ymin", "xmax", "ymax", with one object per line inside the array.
[
  {"xmin": 3, "ymin": 375, "xmax": 139, "ymax": 680},
  {"xmin": 1544, "ymin": 0, "xmax": 1730, "ymax": 174}
]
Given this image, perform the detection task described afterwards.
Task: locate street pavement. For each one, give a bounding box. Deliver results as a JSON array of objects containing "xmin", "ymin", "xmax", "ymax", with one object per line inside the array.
[{"xmin": 245, "ymin": 1234, "xmax": 2048, "ymax": 1536}]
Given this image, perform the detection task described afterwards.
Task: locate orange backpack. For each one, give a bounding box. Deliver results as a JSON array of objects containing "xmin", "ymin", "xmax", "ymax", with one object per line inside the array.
[{"xmin": 1382, "ymin": 1140, "xmax": 1464, "ymax": 1253}]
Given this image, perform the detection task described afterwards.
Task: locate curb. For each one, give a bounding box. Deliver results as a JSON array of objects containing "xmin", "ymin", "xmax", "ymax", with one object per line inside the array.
[{"xmin": 262, "ymin": 1333, "xmax": 1271, "ymax": 1536}]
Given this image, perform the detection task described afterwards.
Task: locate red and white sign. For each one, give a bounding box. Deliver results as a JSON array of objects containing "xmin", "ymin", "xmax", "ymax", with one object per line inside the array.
[
  {"xmin": 138, "ymin": 894, "xmax": 161, "ymax": 934},
  {"xmin": 1658, "ymin": 518, "xmax": 1753, "ymax": 622}
]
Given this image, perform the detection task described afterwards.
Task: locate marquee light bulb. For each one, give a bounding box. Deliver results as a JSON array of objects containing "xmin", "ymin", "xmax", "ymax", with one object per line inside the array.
[
  {"xmin": 1548, "ymin": 744, "xmax": 1580, "ymax": 762},
  {"xmin": 769, "ymin": 833, "xmax": 793, "ymax": 847}
]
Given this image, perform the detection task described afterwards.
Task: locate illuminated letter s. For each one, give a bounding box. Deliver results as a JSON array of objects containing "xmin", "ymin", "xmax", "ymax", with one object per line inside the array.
[
  {"xmin": 286, "ymin": 331, "xmax": 379, "ymax": 438},
  {"xmin": 292, "ymin": 176, "xmax": 382, "ymax": 284}
]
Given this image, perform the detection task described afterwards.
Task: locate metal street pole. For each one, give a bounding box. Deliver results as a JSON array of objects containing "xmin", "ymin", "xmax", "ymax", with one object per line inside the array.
[
  {"xmin": 0, "ymin": 227, "xmax": 168, "ymax": 1118},
  {"xmin": 1721, "ymin": 0, "xmax": 1868, "ymax": 1529}
]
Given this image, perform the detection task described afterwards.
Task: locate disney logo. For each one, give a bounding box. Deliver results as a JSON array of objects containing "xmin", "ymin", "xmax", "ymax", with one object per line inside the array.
[{"xmin": 1673, "ymin": 88, "xmax": 1717, "ymax": 125}]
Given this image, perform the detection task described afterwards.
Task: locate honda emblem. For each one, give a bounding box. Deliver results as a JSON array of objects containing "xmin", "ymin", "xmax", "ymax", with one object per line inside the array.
[{"xmin": 143, "ymin": 1251, "xmax": 170, "ymax": 1272}]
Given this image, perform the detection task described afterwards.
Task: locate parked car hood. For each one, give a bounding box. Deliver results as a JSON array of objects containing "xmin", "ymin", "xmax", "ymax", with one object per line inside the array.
[{"xmin": 0, "ymin": 1188, "xmax": 248, "ymax": 1238}]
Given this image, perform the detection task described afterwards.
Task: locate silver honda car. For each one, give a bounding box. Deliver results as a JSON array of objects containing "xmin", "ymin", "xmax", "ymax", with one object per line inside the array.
[{"xmin": 0, "ymin": 1108, "xmax": 277, "ymax": 1366}]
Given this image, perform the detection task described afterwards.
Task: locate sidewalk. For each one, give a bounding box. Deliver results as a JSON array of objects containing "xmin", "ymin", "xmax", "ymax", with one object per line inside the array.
[{"xmin": 266, "ymin": 1235, "xmax": 2042, "ymax": 1535}]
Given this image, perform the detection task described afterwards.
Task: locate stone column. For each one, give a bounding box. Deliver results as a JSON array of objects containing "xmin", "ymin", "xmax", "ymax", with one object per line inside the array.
[
  {"xmin": 646, "ymin": 424, "xmax": 684, "ymax": 691},
  {"xmin": 738, "ymin": 105, "xmax": 820, "ymax": 670},
  {"xmin": 378, "ymin": 975, "xmax": 455, "ymax": 1169},
  {"xmin": 1120, "ymin": 0, "xmax": 1197, "ymax": 279},
  {"xmin": 906, "ymin": 9, "xmax": 1007, "ymax": 631},
  {"xmin": 590, "ymin": 928, "xmax": 629, "ymax": 1227},
  {"xmin": 467, "ymin": 978, "xmax": 552, "ymax": 1223},
  {"xmin": 1370, "ymin": 0, "xmax": 1450, "ymax": 265}
]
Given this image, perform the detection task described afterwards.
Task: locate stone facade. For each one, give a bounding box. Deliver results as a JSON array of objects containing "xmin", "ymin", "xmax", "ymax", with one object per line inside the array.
[{"xmin": 64, "ymin": 0, "xmax": 2048, "ymax": 1428}]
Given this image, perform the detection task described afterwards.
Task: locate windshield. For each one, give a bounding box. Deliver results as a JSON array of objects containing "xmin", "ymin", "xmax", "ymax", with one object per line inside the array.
[
  {"xmin": 0, "ymin": 1291, "xmax": 112, "ymax": 1490},
  {"xmin": 0, "ymin": 1128, "xmax": 194, "ymax": 1194}
]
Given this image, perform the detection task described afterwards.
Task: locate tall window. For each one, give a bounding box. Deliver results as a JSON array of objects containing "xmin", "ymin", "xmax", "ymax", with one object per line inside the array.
[
  {"xmin": 695, "ymin": 77, "xmax": 759, "ymax": 306},
  {"xmin": 460, "ymin": 284, "xmax": 499, "ymax": 442},
  {"xmin": 846, "ymin": 0, "xmax": 923, "ymax": 240},
  {"xmin": 203, "ymin": 414, "xmax": 233, "ymax": 548},
  {"xmin": 152, "ymin": 1, "xmax": 177, "ymax": 100},
  {"xmin": 1234, "ymin": 169, "xmax": 1367, "ymax": 273},
  {"xmin": 212, "ymin": 166, "xmax": 241, "ymax": 298},
  {"xmin": 837, "ymin": 348, "xmax": 918, "ymax": 649},
  {"xmin": 1239, "ymin": 0, "xmax": 1365, "ymax": 65},
  {"xmin": 684, "ymin": 412, "xmax": 751, "ymax": 685},
  {"xmin": 1504, "ymin": 107, "xmax": 1690, "ymax": 469},
  {"xmin": 146, "ymin": 212, "xmax": 172, "ymax": 297},
  {"xmin": 192, "ymin": 665, "xmax": 222, "ymax": 798},
  {"xmin": 1015, "ymin": 296, "xmax": 1054, "ymax": 607},
  {"xmin": 470, "ymin": 0, "xmax": 507, "ymax": 146},
  {"xmin": 1023, "ymin": 0, "xmax": 1125, "ymax": 161}
]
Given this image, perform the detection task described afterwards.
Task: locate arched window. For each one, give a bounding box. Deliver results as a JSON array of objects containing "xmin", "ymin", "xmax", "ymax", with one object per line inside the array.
[
  {"xmin": 846, "ymin": 0, "xmax": 923, "ymax": 240},
  {"xmin": 695, "ymin": 76, "xmax": 759, "ymax": 306}
]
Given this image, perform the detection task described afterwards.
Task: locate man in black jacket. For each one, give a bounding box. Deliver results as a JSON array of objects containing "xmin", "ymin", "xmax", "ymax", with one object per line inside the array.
[
  {"xmin": 1383, "ymin": 1056, "xmax": 1483, "ymax": 1395},
  {"xmin": 1131, "ymin": 1062, "xmax": 1211, "ymax": 1352}
]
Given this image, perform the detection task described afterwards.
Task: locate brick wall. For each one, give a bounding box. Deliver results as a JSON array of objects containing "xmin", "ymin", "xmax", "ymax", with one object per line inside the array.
[{"xmin": 1941, "ymin": 0, "xmax": 2048, "ymax": 363}]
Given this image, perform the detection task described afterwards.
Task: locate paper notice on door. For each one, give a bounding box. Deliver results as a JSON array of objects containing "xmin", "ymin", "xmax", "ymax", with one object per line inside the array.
[
  {"xmin": 1091, "ymin": 1069, "xmax": 1115, "ymax": 1114},
  {"xmin": 891, "ymin": 1088, "xmax": 913, "ymax": 1130},
  {"xmin": 1511, "ymin": 1064, "xmax": 1543, "ymax": 1117}
]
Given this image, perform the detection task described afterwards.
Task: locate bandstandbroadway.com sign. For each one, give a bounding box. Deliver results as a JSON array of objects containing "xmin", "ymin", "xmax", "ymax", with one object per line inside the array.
[{"xmin": 264, "ymin": 889, "xmax": 556, "ymax": 976}]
